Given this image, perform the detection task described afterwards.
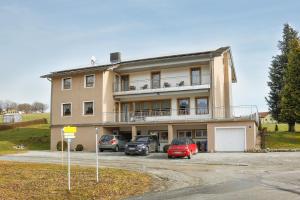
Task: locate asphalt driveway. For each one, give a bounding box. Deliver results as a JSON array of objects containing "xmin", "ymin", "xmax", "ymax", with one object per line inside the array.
[{"xmin": 1, "ymin": 151, "xmax": 300, "ymax": 200}]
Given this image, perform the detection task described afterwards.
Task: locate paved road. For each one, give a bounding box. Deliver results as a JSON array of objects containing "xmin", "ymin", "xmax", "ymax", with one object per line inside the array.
[{"xmin": 1, "ymin": 151, "xmax": 300, "ymax": 200}]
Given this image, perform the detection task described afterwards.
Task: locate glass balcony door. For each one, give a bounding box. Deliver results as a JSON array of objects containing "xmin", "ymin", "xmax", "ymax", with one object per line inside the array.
[
  {"xmin": 121, "ymin": 75, "xmax": 129, "ymax": 91},
  {"xmin": 151, "ymin": 72, "xmax": 161, "ymax": 89}
]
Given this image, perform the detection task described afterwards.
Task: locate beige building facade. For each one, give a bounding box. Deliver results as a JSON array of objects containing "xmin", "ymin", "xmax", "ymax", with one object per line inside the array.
[{"xmin": 42, "ymin": 47, "xmax": 259, "ymax": 152}]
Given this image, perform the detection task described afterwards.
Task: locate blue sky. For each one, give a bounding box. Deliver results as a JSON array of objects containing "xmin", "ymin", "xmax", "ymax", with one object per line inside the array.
[{"xmin": 0, "ymin": 0, "xmax": 299, "ymax": 111}]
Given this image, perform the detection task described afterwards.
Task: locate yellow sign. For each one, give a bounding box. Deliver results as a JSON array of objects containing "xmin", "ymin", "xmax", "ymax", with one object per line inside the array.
[{"xmin": 63, "ymin": 126, "xmax": 77, "ymax": 133}]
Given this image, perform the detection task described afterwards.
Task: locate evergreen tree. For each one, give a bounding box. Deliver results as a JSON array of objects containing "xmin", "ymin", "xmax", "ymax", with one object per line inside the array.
[
  {"xmin": 266, "ymin": 24, "xmax": 299, "ymax": 121},
  {"xmin": 280, "ymin": 39, "xmax": 300, "ymax": 132}
]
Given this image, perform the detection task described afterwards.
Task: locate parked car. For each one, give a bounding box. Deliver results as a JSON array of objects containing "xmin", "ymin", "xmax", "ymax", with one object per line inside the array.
[
  {"xmin": 167, "ymin": 138, "xmax": 198, "ymax": 159},
  {"xmin": 99, "ymin": 134, "xmax": 127, "ymax": 152},
  {"xmin": 125, "ymin": 135, "xmax": 159, "ymax": 156}
]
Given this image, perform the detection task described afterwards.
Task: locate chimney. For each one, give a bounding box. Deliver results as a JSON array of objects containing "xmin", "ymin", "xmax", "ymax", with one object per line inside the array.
[{"xmin": 110, "ymin": 52, "xmax": 121, "ymax": 64}]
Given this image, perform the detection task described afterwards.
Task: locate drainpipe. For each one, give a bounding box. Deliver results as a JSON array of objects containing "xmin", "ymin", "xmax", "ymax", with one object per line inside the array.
[{"xmin": 209, "ymin": 53, "xmax": 214, "ymax": 119}]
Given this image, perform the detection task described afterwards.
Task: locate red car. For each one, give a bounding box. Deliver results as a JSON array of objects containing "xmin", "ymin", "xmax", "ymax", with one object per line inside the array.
[{"xmin": 167, "ymin": 138, "xmax": 198, "ymax": 159}]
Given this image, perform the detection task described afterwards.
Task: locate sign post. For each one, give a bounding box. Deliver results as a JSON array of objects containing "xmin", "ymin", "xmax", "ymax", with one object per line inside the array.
[
  {"xmin": 63, "ymin": 126, "xmax": 77, "ymax": 192},
  {"xmin": 60, "ymin": 128, "xmax": 64, "ymax": 166},
  {"xmin": 96, "ymin": 128, "xmax": 99, "ymax": 183}
]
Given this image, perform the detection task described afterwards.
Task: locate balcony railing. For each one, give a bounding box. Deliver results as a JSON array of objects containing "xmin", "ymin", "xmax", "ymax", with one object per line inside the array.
[
  {"xmin": 101, "ymin": 105, "xmax": 259, "ymax": 124},
  {"xmin": 114, "ymin": 75, "xmax": 210, "ymax": 93}
]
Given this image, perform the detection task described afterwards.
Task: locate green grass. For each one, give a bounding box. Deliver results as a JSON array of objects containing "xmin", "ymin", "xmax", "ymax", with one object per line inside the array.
[
  {"xmin": 265, "ymin": 132, "xmax": 300, "ymax": 149},
  {"xmin": 0, "ymin": 113, "xmax": 50, "ymax": 123},
  {"xmin": 0, "ymin": 124, "xmax": 50, "ymax": 155},
  {"xmin": 262, "ymin": 123, "xmax": 300, "ymax": 132}
]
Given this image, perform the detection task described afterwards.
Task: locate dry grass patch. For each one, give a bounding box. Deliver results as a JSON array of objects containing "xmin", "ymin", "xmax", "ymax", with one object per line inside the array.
[{"xmin": 0, "ymin": 161, "xmax": 153, "ymax": 200}]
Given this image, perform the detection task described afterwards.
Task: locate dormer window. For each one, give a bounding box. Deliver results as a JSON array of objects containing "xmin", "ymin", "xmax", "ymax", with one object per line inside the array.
[
  {"xmin": 85, "ymin": 74, "xmax": 95, "ymax": 88},
  {"xmin": 62, "ymin": 78, "xmax": 72, "ymax": 90}
]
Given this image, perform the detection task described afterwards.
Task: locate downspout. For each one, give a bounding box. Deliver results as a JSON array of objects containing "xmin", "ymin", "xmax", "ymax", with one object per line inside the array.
[
  {"xmin": 209, "ymin": 53, "xmax": 214, "ymax": 119},
  {"xmin": 47, "ymin": 77, "xmax": 53, "ymax": 126}
]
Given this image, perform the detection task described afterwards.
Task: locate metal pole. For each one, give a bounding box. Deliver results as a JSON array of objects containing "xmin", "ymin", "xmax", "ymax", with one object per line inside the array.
[
  {"xmin": 68, "ymin": 138, "xmax": 71, "ymax": 191},
  {"xmin": 61, "ymin": 129, "xmax": 64, "ymax": 166},
  {"xmin": 96, "ymin": 128, "xmax": 99, "ymax": 183}
]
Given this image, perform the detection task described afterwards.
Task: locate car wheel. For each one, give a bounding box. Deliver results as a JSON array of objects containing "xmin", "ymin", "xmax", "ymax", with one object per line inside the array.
[
  {"xmin": 144, "ymin": 147, "xmax": 149, "ymax": 156},
  {"xmin": 188, "ymin": 152, "xmax": 191, "ymax": 159},
  {"xmin": 114, "ymin": 145, "xmax": 119, "ymax": 152}
]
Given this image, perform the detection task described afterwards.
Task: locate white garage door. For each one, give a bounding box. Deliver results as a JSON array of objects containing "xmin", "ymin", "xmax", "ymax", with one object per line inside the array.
[{"xmin": 215, "ymin": 127, "xmax": 246, "ymax": 152}]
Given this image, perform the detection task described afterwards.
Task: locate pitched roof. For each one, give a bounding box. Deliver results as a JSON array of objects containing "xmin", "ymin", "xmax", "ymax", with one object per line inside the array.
[
  {"xmin": 41, "ymin": 46, "xmax": 234, "ymax": 79},
  {"xmin": 259, "ymin": 112, "xmax": 269, "ymax": 118}
]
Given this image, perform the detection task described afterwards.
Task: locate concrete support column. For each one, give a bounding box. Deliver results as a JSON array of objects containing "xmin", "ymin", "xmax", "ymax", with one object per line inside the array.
[
  {"xmin": 190, "ymin": 96, "xmax": 196, "ymax": 115},
  {"xmin": 171, "ymin": 97, "xmax": 177, "ymax": 117},
  {"xmin": 168, "ymin": 124, "xmax": 174, "ymax": 144},
  {"xmin": 98, "ymin": 127, "xmax": 105, "ymax": 137},
  {"xmin": 132, "ymin": 125, "xmax": 137, "ymax": 140}
]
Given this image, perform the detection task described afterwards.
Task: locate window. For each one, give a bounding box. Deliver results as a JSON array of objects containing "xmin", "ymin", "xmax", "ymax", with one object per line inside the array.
[
  {"xmin": 85, "ymin": 74, "xmax": 95, "ymax": 88},
  {"xmin": 121, "ymin": 75, "xmax": 129, "ymax": 91},
  {"xmin": 83, "ymin": 101, "xmax": 94, "ymax": 115},
  {"xmin": 62, "ymin": 78, "xmax": 72, "ymax": 90},
  {"xmin": 191, "ymin": 68, "xmax": 201, "ymax": 85},
  {"xmin": 195, "ymin": 130, "xmax": 207, "ymax": 138},
  {"xmin": 151, "ymin": 72, "xmax": 160, "ymax": 89},
  {"xmin": 196, "ymin": 97, "xmax": 209, "ymax": 114},
  {"xmin": 177, "ymin": 130, "xmax": 192, "ymax": 138},
  {"xmin": 178, "ymin": 98, "xmax": 190, "ymax": 115},
  {"xmin": 159, "ymin": 131, "xmax": 168, "ymax": 142},
  {"xmin": 114, "ymin": 75, "xmax": 120, "ymax": 92},
  {"xmin": 62, "ymin": 103, "xmax": 71, "ymax": 116}
]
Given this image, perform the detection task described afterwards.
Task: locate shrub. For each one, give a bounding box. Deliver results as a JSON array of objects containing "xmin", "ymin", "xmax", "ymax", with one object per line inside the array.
[
  {"xmin": 163, "ymin": 144, "xmax": 170, "ymax": 153},
  {"xmin": 56, "ymin": 141, "xmax": 67, "ymax": 151},
  {"xmin": 75, "ymin": 144, "xmax": 84, "ymax": 151},
  {"xmin": 275, "ymin": 124, "xmax": 278, "ymax": 132}
]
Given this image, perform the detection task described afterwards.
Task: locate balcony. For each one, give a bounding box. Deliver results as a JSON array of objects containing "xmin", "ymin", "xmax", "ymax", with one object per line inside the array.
[
  {"xmin": 113, "ymin": 74, "xmax": 210, "ymax": 96},
  {"xmin": 102, "ymin": 105, "xmax": 259, "ymax": 124}
]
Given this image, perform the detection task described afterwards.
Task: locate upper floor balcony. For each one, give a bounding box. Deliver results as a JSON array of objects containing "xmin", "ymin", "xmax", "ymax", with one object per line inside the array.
[
  {"xmin": 113, "ymin": 73, "xmax": 211, "ymax": 97},
  {"xmin": 102, "ymin": 105, "xmax": 259, "ymax": 125}
]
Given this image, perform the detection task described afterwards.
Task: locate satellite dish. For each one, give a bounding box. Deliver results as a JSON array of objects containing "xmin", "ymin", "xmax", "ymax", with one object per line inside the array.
[{"xmin": 90, "ymin": 56, "xmax": 96, "ymax": 65}]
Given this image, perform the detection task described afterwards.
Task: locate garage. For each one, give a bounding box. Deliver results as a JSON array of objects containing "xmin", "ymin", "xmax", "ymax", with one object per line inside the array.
[{"xmin": 214, "ymin": 127, "xmax": 246, "ymax": 152}]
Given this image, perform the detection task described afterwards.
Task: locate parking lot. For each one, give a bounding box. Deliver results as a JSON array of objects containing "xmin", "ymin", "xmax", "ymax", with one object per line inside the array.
[{"xmin": 1, "ymin": 151, "xmax": 300, "ymax": 200}]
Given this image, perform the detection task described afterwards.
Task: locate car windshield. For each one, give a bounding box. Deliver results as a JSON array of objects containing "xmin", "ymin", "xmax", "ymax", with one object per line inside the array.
[
  {"xmin": 101, "ymin": 135, "xmax": 114, "ymax": 142},
  {"xmin": 134, "ymin": 136, "xmax": 149, "ymax": 142},
  {"xmin": 171, "ymin": 139, "xmax": 187, "ymax": 145}
]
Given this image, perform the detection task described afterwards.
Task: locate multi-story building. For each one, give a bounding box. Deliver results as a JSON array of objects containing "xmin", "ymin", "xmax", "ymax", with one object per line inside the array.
[{"xmin": 42, "ymin": 47, "xmax": 259, "ymax": 152}]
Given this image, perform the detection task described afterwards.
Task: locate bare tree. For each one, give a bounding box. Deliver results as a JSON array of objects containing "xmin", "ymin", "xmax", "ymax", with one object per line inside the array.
[
  {"xmin": 17, "ymin": 103, "xmax": 32, "ymax": 114},
  {"xmin": 32, "ymin": 102, "xmax": 48, "ymax": 113},
  {"xmin": 1, "ymin": 100, "xmax": 17, "ymax": 112}
]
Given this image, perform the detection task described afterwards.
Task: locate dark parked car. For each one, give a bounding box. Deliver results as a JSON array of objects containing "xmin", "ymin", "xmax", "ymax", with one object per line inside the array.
[
  {"xmin": 99, "ymin": 134, "xmax": 127, "ymax": 152},
  {"xmin": 125, "ymin": 135, "xmax": 159, "ymax": 155}
]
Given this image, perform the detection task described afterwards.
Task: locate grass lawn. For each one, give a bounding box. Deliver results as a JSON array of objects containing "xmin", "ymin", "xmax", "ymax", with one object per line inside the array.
[
  {"xmin": 265, "ymin": 132, "xmax": 300, "ymax": 149},
  {"xmin": 262, "ymin": 123, "xmax": 300, "ymax": 132},
  {"xmin": 0, "ymin": 113, "xmax": 50, "ymax": 123},
  {"xmin": 0, "ymin": 124, "xmax": 50, "ymax": 155},
  {"xmin": 0, "ymin": 161, "xmax": 153, "ymax": 200}
]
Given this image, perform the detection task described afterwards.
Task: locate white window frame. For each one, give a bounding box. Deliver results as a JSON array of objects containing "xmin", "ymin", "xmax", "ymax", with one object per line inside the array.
[
  {"xmin": 195, "ymin": 129, "xmax": 207, "ymax": 139},
  {"xmin": 82, "ymin": 100, "xmax": 95, "ymax": 116},
  {"xmin": 62, "ymin": 77, "xmax": 72, "ymax": 90},
  {"xmin": 61, "ymin": 102, "xmax": 72, "ymax": 117},
  {"xmin": 84, "ymin": 74, "xmax": 95, "ymax": 88}
]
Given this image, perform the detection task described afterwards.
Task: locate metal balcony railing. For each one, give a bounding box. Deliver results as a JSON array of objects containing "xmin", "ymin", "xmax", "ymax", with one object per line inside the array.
[
  {"xmin": 113, "ymin": 75, "xmax": 210, "ymax": 93},
  {"xmin": 101, "ymin": 105, "xmax": 259, "ymax": 124}
]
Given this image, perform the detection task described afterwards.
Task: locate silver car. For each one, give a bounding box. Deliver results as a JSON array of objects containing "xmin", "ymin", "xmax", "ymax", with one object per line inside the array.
[{"xmin": 99, "ymin": 135, "xmax": 127, "ymax": 152}]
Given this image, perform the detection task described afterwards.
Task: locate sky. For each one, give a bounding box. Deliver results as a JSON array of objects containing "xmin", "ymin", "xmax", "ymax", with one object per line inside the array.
[{"xmin": 0, "ymin": 0, "xmax": 299, "ymax": 112}]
